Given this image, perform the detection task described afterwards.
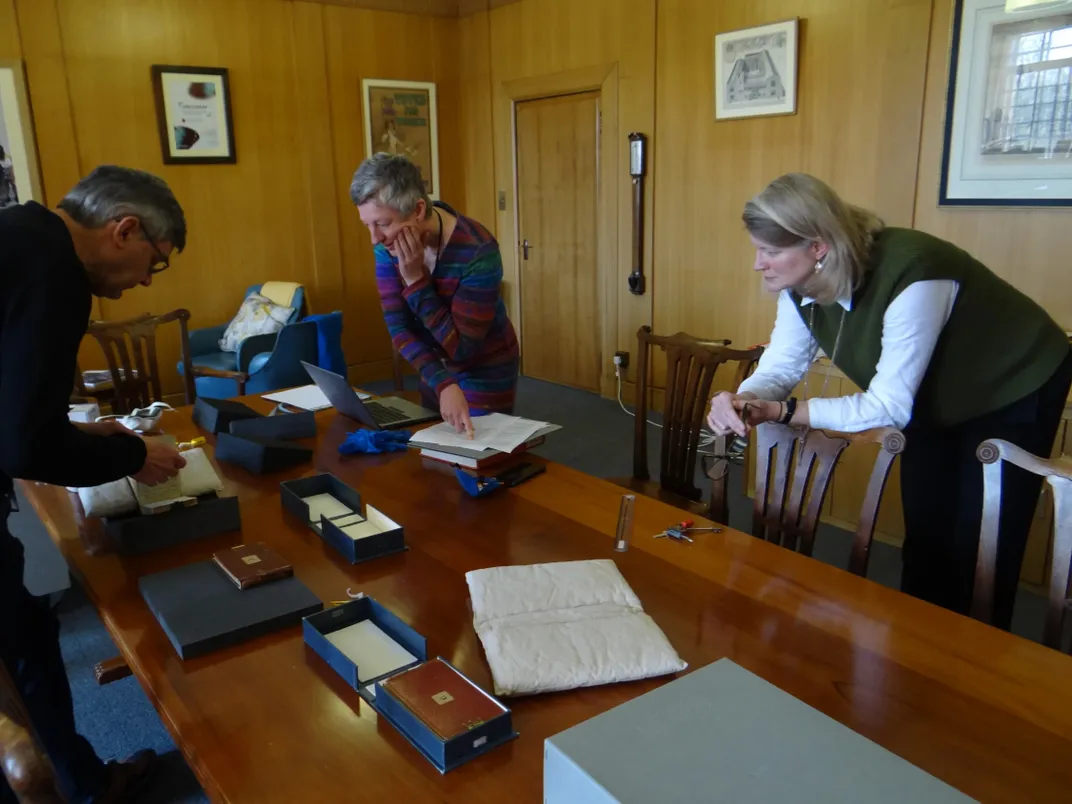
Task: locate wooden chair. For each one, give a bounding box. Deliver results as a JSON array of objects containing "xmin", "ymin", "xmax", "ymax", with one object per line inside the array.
[
  {"xmin": 85, "ymin": 310, "xmax": 196, "ymax": 414},
  {"xmin": 753, "ymin": 423, "xmax": 905, "ymax": 576},
  {"xmin": 0, "ymin": 662, "xmax": 63, "ymax": 803},
  {"xmin": 611, "ymin": 326, "xmax": 764, "ymax": 519},
  {"xmin": 701, "ymin": 349, "xmax": 763, "ymax": 524},
  {"xmin": 972, "ymin": 439, "xmax": 1072, "ymax": 651}
]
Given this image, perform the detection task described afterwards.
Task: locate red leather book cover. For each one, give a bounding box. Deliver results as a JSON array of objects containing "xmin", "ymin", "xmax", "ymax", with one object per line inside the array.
[
  {"xmin": 212, "ymin": 542, "xmax": 293, "ymax": 590},
  {"xmin": 381, "ymin": 659, "xmax": 505, "ymax": 740}
]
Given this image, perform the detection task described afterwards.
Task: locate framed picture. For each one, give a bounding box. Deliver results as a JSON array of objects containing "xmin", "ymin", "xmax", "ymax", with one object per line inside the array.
[
  {"xmin": 0, "ymin": 60, "xmax": 43, "ymax": 206},
  {"xmin": 151, "ymin": 65, "xmax": 236, "ymax": 165},
  {"xmin": 940, "ymin": 0, "xmax": 1072, "ymax": 206},
  {"xmin": 362, "ymin": 79, "xmax": 439, "ymax": 199},
  {"xmin": 714, "ymin": 19, "xmax": 799, "ymax": 121}
]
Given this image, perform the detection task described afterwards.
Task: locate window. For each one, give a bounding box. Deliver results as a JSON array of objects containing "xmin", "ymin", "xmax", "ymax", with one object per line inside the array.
[{"xmin": 982, "ymin": 14, "xmax": 1072, "ymax": 156}]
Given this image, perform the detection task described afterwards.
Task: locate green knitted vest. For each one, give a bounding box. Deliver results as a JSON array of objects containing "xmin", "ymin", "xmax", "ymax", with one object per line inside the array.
[{"xmin": 790, "ymin": 227, "xmax": 1067, "ymax": 428}]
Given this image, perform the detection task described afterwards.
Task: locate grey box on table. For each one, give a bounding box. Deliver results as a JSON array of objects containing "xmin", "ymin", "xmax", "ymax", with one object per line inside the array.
[
  {"xmin": 139, "ymin": 559, "xmax": 323, "ymax": 659},
  {"xmin": 544, "ymin": 659, "xmax": 975, "ymax": 804}
]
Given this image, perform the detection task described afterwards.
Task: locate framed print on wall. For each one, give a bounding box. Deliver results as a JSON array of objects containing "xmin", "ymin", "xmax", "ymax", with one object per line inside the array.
[
  {"xmin": 714, "ymin": 19, "xmax": 799, "ymax": 121},
  {"xmin": 0, "ymin": 59, "xmax": 43, "ymax": 206},
  {"xmin": 151, "ymin": 65, "xmax": 236, "ymax": 165},
  {"xmin": 940, "ymin": 0, "xmax": 1072, "ymax": 206},
  {"xmin": 362, "ymin": 79, "xmax": 440, "ymax": 199}
]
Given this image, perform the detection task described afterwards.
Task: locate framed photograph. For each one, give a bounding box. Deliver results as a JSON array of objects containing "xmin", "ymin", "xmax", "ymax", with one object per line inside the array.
[
  {"xmin": 0, "ymin": 60, "xmax": 43, "ymax": 206},
  {"xmin": 151, "ymin": 65, "xmax": 236, "ymax": 165},
  {"xmin": 940, "ymin": 0, "xmax": 1072, "ymax": 206},
  {"xmin": 714, "ymin": 19, "xmax": 799, "ymax": 121},
  {"xmin": 362, "ymin": 79, "xmax": 439, "ymax": 199}
]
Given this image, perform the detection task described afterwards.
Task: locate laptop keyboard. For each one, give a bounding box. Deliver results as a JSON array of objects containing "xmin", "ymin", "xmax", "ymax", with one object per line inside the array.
[{"xmin": 365, "ymin": 402, "xmax": 410, "ymax": 425}]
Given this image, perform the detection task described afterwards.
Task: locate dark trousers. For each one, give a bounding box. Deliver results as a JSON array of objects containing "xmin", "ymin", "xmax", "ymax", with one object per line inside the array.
[
  {"xmin": 900, "ymin": 348, "xmax": 1072, "ymax": 629},
  {"xmin": 0, "ymin": 496, "xmax": 107, "ymax": 804}
]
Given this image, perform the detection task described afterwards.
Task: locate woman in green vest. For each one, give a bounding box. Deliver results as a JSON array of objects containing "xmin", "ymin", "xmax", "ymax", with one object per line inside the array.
[{"xmin": 706, "ymin": 172, "xmax": 1072, "ymax": 629}]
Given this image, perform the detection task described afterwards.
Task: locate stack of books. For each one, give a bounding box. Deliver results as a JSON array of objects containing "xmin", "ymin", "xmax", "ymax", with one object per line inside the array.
[{"xmin": 409, "ymin": 414, "xmax": 560, "ymax": 470}]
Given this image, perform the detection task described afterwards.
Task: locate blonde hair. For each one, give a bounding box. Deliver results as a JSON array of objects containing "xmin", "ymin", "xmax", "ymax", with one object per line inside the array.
[{"xmin": 742, "ymin": 173, "xmax": 884, "ymax": 304}]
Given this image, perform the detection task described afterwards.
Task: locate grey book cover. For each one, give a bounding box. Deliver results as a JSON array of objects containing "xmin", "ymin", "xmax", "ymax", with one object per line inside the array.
[
  {"xmin": 139, "ymin": 559, "xmax": 322, "ymax": 660},
  {"xmin": 545, "ymin": 658, "xmax": 975, "ymax": 803}
]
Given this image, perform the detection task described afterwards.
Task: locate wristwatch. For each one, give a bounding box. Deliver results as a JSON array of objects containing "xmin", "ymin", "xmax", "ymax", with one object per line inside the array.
[{"xmin": 779, "ymin": 397, "xmax": 797, "ymax": 425}]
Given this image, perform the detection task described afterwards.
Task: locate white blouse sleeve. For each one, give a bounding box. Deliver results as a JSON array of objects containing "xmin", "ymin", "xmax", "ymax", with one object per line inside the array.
[
  {"xmin": 736, "ymin": 290, "xmax": 819, "ymax": 401},
  {"xmin": 807, "ymin": 280, "xmax": 959, "ymax": 431}
]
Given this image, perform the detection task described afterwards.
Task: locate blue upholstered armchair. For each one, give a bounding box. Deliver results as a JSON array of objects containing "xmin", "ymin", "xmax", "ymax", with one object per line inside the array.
[{"xmin": 178, "ymin": 283, "xmax": 318, "ymax": 399}]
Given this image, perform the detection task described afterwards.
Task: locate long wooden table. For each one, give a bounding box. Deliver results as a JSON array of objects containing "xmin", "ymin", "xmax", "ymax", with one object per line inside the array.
[{"xmin": 20, "ymin": 398, "xmax": 1072, "ymax": 803}]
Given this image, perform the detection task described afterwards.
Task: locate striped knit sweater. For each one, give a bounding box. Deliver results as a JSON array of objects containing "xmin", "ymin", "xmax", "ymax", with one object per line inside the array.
[{"xmin": 375, "ymin": 202, "xmax": 519, "ymax": 413}]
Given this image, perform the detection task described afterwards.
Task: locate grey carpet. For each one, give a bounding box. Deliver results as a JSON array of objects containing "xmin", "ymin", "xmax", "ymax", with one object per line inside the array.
[{"xmin": 6, "ymin": 375, "xmax": 1060, "ymax": 801}]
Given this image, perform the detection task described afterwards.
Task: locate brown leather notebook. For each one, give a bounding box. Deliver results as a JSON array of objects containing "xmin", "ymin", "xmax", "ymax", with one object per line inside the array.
[
  {"xmin": 212, "ymin": 543, "xmax": 293, "ymax": 590},
  {"xmin": 380, "ymin": 659, "xmax": 505, "ymax": 740}
]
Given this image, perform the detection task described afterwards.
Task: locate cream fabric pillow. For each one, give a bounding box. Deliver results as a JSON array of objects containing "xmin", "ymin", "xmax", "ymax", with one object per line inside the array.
[
  {"xmin": 218, "ymin": 292, "xmax": 295, "ymax": 353},
  {"xmin": 77, "ymin": 448, "xmax": 224, "ymax": 517},
  {"xmin": 466, "ymin": 559, "xmax": 687, "ymax": 696}
]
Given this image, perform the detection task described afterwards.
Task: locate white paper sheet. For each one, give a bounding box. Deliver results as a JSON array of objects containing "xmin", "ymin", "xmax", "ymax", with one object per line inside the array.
[
  {"xmin": 263, "ymin": 384, "xmax": 371, "ymax": 411},
  {"xmin": 411, "ymin": 413, "xmax": 549, "ymax": 453},
  {"xmin": 326, "ymin": 620, "xmax": 417, "ymax": 683},
  {"xmin": 303, "ymin": 493, "xmax": 354, "ymax": 523}
]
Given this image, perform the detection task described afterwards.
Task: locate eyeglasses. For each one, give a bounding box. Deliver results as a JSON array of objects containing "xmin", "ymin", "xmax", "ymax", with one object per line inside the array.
[
  {"xmin": 141, "ymin": 229, "xmax": 170, "ymax": 275},
  {"xmin": 113, "ymin": 216, "xmax": 170, "ymax": 274}
]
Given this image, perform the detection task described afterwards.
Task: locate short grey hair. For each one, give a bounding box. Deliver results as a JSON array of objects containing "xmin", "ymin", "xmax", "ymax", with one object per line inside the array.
[
  {"xmin": 742, "ymin": 173, "xmax": 884, "ymax": 305},
  {"xmin": 349, "ymin": 153, "xmax": 431, "ymax": 218},
  {"xmin": 58, "ymin": 165, "xmax": 187, "ymax": 251}
]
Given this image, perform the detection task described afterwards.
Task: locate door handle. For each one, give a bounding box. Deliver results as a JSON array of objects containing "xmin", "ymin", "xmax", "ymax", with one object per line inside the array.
[{"xmin": 522, "ymin": 239, "xmax": 533, "ymax": 260}]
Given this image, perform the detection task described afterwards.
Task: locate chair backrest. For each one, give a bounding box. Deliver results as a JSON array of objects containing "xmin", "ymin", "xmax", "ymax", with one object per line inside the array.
[
  {"xmin": 973, "ymin": 438, "xmax": 1072, "ymax": 650},
  {"xmin": 0, "ymin": 662, "xmax": 63, "ymax": 803},
  {"xmin": 753, "ymin": 423, "xmax": 905, "ymax": 575},
  {"xmin": 86, "ymin": 309, "xmax": 195, "ymax": 414},
  {"xmin": 703, "ymin": 347, "xmax": 764, "ymax": 524},
  {"xmin": 632, "ymin": 326, "xmax": 764, "ymax": 502}
]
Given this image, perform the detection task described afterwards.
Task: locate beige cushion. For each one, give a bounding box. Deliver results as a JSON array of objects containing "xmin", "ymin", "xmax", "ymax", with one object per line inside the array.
[
  {"xmin": 219, "ymin": 292, "xmax": 294, "ymax": 353},
  {"xmin": 258, "ymin": 281, "xmax": 301, "ymax": 308}
]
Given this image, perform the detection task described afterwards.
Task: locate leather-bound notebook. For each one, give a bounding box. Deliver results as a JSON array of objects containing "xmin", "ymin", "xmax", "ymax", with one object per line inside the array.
[
  {"xmin": 212, "ymin": 543, "xmax": 293, "ymax": 590},
  {"xmin": 380, "ymin": 658, "xmax": 505, "ymax": 740}
]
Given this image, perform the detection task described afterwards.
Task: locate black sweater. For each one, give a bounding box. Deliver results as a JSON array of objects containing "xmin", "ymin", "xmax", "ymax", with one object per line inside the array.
[{"xmin": 0, "ymin": 202, "xmax": 146, "ymax": 500}]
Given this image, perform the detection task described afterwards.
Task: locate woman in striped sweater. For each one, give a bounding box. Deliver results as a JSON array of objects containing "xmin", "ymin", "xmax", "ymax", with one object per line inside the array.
[{"xmin": 350, "ymin": 153, "xmax": 519, "ymax": 436}]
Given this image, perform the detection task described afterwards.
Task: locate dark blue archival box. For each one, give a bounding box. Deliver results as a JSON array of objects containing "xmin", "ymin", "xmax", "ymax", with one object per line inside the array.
[{"xmin": 139, "ymin": 559, "xmax": 322, "ymax": 660}]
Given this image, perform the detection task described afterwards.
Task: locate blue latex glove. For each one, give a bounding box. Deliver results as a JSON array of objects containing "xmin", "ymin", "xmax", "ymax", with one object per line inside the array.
[
  {"xmin": 339, "ymin": 429, "xmax": 412, "ymax": 455},
  {"xmin": 455, "ymin": 468, "xmax": 502, "ymax": 498}
]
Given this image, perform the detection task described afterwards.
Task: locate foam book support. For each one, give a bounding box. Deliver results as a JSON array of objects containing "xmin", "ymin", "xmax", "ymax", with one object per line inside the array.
[
  {"xmin": 192, "ymin": 397, "xmax": 261, "ymax": 434},
  {"xmin": 303, "ymin": 596, "xmax": 517, "ymax": 773},
  {"xmin": 140, "ymin": 559, "xmax": 323, "ymax": 660},
  {"xmin": 215, "ymin": 432, "xmax": 313, "ymax": 474},
  {"xmin": 228, "ymin": 410, "xmax": 317, "ymax": 441},
  {"xmin": 280, "ymin": 473, "xmax": 406, "ymax": 564}
]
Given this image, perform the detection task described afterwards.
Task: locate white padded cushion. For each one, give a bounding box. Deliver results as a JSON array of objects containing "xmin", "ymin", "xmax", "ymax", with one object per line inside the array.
[
  {"xmin": 466, "ymin": 559, "xmax": 687, "ymax": 696},
  {"xmin": 76, "ymin": 448, "xmax": 223, "ymax": 517}
]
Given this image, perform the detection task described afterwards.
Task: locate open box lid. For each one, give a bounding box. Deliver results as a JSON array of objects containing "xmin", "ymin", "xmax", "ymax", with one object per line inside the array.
[{"xmin": 303, "ymin": 596, "xmax": 427, "ymax": 699}]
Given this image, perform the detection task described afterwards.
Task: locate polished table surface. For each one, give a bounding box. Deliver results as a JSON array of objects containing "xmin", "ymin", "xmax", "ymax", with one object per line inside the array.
[{"xmin": 20, "ymin": 398, "xmax": 1072, "ymax": 803}]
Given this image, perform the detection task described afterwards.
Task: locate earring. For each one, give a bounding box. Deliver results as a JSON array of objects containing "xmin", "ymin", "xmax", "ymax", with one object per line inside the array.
[{"xmin": 814, "ymin": 258, "xmax": 825, "ymax": 272}]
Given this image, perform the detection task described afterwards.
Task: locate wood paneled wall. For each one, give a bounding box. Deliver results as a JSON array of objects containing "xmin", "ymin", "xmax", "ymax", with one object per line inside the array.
[
  {"xmin": 479, "ymin": 0, "xmax": 657, "ymax": 395},
  {"xmin": 2, "ymin": 0, "xmax": 463, "ymax": 392},
  {"xmin": 457, "ymin": 0, "xmax": 1072, "ymax": 384}
]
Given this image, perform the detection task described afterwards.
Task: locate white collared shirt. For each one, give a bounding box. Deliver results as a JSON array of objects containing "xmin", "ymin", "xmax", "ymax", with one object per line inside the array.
[{"xmin": 736, "ymin": 280, "xmax": 959, "ymax": 431}]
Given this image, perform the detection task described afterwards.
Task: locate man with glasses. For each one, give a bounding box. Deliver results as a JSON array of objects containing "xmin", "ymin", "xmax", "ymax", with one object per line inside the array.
[{"xmin": 0, "ymin": 165, "xmax": 187, "ymax": 803}]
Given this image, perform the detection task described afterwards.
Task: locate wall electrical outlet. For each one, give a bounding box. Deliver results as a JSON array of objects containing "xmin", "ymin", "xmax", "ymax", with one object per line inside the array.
[{"xmin": 613, "ymin": 351, "xmax": 630, "ymax": 370}]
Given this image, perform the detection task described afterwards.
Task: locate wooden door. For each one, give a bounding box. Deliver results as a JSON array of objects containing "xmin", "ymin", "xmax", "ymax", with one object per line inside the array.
[{"xmin": 516, "ymin": 91, "xmax": 600, "ymax": 392}]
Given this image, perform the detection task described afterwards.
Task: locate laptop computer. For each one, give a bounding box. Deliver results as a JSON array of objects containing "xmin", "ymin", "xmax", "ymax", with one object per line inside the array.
[{"xmin": 301, "ymin": 362, "xmax": 440, "ymax": 430}]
